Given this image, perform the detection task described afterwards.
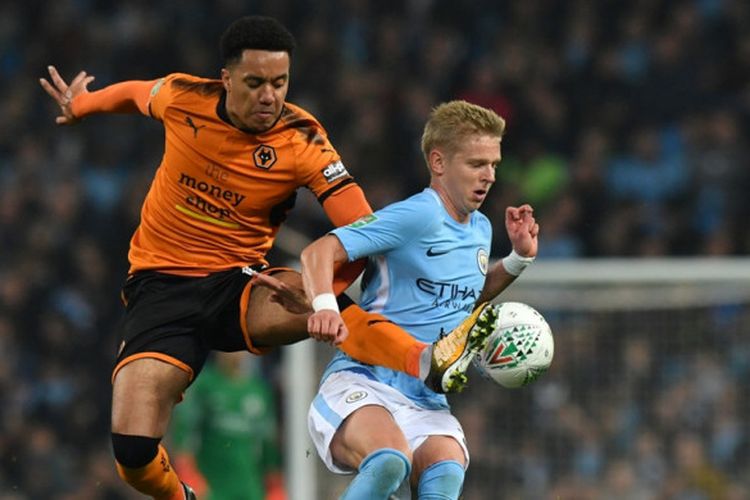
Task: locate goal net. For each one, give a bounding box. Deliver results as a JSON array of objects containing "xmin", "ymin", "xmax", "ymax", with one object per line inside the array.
[{"xmin": 284, "ymin": 258, "xmax": 750, "ymax": 499}]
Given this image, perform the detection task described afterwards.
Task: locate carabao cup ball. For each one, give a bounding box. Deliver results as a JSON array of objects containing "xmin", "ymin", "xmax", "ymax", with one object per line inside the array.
[{"xmin": 474, "ymin": 302, "xmax": 554, "ymax": 389}]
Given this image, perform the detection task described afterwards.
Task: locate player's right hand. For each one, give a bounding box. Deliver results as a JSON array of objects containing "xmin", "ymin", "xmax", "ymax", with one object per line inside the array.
[
  {"xmin": 308, "ymin": 310, "xmax": 348, "ymax": 346},
  {"xmin": 39, "ymin": 65, "xmax": 95, "ymax": 125}
]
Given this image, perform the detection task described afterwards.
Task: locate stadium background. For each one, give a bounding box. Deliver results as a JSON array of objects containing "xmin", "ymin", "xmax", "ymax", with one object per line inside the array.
[{"xmin": 1, "ymin": 0, "xmax": 749, "ymax": 497}]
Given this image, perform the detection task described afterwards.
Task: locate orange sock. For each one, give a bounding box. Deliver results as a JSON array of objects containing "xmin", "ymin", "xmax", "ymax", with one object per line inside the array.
[
  {"xmin": 340, "ymin": 305, "xmax": 428, "ymax": 377},
  {"xmin": 116, "ymin": 444, "xmax": 184, "ymax": 500}
]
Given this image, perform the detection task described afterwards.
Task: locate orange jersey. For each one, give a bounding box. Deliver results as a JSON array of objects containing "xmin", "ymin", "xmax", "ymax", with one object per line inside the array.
[{"xmin": 74, "ymin": 73, "xmax": 371, "ymax": 275}]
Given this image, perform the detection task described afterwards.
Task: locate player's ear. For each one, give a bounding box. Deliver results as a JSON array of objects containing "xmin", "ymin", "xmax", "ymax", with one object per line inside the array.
[
  {"xmin": 221, "ymin": 68, "xmax": 231, "ymax": 92},
  {"xmin": 429, "ymin": 149, "xmax": 445, "ymax": 175}
]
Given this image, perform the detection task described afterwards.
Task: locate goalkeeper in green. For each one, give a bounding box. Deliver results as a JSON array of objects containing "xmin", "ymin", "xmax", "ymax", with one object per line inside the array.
[{"xmin": 169, "ymin": 352, "xmax": 285, "ymax": 500}]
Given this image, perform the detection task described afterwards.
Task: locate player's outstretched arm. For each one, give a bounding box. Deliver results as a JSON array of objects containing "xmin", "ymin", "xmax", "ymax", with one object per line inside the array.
[
  {"xmin": 477, "ymin": 204, "xmax": 539, "ymax": 304},
  {"xmin": 40, "ymin": 65, "xmax": 156, "ymax": 122},
  {"xmin": 39, "ymin": 65, "xmax": 95, "ymax": 125}
]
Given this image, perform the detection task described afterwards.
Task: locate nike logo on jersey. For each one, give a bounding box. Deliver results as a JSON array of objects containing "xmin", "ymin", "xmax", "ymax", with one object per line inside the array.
[{"xmin": 426, "ymin": 247, "xmax": 450, "ymax": 257}]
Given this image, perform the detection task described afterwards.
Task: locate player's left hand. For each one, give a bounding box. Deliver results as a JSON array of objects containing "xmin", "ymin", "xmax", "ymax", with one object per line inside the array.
[
  {"xmin": 505, "ymin": 204, "xmax": 539, "ymax": 257},
  {"xmin": 250, "ymin": 272, "xmax": 312, "ymax": 314}
]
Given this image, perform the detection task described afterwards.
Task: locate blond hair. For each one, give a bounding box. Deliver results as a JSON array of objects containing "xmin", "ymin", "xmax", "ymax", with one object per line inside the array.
[{"xmin": 420, "ymin": 100, "xmax": 506, "ymax": 165}]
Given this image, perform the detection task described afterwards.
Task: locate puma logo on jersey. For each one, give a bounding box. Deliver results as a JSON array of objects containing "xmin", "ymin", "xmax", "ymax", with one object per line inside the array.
[{"xmin": 185, "ymin": 116, "xmax": 206, "ymax": 138}]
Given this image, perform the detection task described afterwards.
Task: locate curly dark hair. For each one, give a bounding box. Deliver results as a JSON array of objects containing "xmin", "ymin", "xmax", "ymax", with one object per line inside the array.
[{"xmin": 220, "ymin": 16, "xmax": 296, "ymax": 66}]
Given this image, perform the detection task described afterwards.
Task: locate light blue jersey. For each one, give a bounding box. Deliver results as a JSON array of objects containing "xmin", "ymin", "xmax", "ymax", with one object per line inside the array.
[{"xmin": 321, "ymin": 188, "xmax": 492, "ymax": 409}]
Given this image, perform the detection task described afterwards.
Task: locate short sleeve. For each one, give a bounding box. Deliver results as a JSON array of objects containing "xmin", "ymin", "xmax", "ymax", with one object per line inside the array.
[{"xmin": 333, "ymin": 193, "xmax": 442, "ymax": 261}]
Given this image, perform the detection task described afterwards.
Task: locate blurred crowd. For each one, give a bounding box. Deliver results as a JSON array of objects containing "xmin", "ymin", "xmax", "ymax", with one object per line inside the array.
[{"xmin": 1, "ymin": 0, "xmax": 749, "ymax": 497}]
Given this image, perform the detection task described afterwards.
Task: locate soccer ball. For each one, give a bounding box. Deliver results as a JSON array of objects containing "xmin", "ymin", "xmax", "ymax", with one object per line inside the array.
[{"xmin": 474, "ymin": 302, "xmax": 554, "ymax": 389}]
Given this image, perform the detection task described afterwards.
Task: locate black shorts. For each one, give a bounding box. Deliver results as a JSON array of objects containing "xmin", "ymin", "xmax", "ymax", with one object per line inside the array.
[{"xmin": 114, "ymin": 266, "xmax": 264, "ymax": 382}]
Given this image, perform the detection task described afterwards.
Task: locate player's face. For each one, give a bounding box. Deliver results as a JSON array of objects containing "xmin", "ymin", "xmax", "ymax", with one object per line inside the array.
[
  {"xmin": 435, "ymin": 133, "xmax": 500, "ymax": 222},
  {"xmin": 222, "ymin": 49, "xmax": 290, "ymax": 133}
]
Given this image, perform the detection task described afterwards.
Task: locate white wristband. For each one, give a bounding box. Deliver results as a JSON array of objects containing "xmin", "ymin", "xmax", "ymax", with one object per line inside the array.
[
  {"xmin": 312, "ymin": 293, "xmax": 339, "ymax": 313},
  {"xmin": 502, "ymin": 250, "xmax": 535, "ymax": 277}
]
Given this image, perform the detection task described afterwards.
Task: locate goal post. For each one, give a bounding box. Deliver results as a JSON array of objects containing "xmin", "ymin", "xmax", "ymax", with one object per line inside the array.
[{"xmin": 506, "ymin": 257, "xmax": 750, "ymax": 309}]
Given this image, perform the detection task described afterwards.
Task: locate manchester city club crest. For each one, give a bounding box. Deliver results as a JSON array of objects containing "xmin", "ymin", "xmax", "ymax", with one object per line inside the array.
[{"xmin": 477, "ymin": 248, "xmax": 489, "ymax": 275}]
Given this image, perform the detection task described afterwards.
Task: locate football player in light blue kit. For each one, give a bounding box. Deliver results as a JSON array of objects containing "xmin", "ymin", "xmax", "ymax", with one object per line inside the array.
[{"xmin": 300, "ymin": 100, "xmax": 539, "ymax": 499}]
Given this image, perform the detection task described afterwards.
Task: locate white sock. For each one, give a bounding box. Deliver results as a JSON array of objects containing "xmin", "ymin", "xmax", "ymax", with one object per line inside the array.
[{"xmin": 419, "ymin": 345, "xmax": 433, "ymax": 380}]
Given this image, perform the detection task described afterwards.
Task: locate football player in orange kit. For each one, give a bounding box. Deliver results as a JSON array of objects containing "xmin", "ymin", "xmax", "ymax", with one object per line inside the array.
[{"xmin": 40, "ymin": 16, "xmax": 492, "ymax": 500}]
